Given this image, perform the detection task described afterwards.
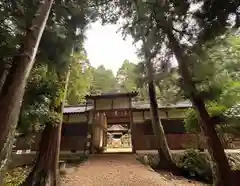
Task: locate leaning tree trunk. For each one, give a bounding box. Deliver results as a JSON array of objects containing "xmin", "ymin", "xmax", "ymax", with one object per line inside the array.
[
  {"xmin": 0, "ymin": 0, "xmax": 54, "ymax": 183},
  {"xmin": 21, "ymin": 70, "xmax": 70, "ymax": 186},
  {"xmin": 145, "ymin": 52, "xmax": 176, "ymax": 169},
  {"xmin": 162, "ymin": 22, "xmax": 235, "ymax": 186}
]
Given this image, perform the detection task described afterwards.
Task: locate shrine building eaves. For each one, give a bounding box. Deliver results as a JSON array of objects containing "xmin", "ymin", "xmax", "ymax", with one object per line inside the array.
[
  {"xmin": 85, "ymin": 91, "xmax": 138, "ymax": 100},
  {"xmin": 63, "ymin": 100, "xmax": 192, "ymax": 114}
]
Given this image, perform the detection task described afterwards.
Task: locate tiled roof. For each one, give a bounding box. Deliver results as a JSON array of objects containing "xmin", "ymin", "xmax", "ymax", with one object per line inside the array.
[
  {"xmin": 132, "ymin": 100, "xmax": 192, "ymax": 109},
  {"xmin": 107, "ymin": 125, "xmax": 128, "ymax": 131},
  {"xmin": 63, "ymin": 101, "xmax": 192, "ymax": 114},
  {"xmin": 85, "ymin": 91, "xmax": 138, "ymax": 99},
  {"xmin": 63, "ymin": 105, "xmax": 93, "ymax": 114}
]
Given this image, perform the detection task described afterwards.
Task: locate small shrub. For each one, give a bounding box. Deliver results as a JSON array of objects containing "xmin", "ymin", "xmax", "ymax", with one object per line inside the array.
[
  {"xmin": 177, "ymin": 149, "xmax": 212, "ymax": 182},
  {"xmin": 4, "ymin": 167, "xmax": 30, "ymax": 186}
]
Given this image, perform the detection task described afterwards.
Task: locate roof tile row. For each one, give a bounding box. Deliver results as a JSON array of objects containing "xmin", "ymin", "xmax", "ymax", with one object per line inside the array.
[{"xmin": 63, "ymin": 101, "xmax": 192, "ymax": 114}]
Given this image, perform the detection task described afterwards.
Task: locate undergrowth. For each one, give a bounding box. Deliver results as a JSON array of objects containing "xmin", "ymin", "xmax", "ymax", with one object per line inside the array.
[
  {"xmin": 136, "ymin": 149, "xmax": 240, "ymax": 184},
  {"xmin": 4, "ymin": 154, "xmax": 89, "ymax": 185},
  {"xmin": 3, "ymin": 167, "xmax": 30, "ymax": 186}
]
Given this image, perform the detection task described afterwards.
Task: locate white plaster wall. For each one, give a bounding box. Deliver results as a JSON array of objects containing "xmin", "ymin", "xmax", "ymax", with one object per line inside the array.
[
  {"xmin": 63, "ymin": 115, "xmax": 68, "ymax": 122},
  {"xmin": 65, "ymin": 114, "xmax": 88, "ymax": 123},
  {"xmin": 133, "ymin": 109, "xmax": 186, "ymax": 123},
  {"xmin": 95, "ymin": 99, "xmax": 112, "ymax": 110},
  {"xmin": 133, "ymin": 111, "xmax": 144, "ymax": 123},
  {"xmin": 144, "ymin": 110, "xmax": 167, "ymax": 119},
  {"xmin": 167, "ymin": 109, "xmax": 186, "ymax": 118},
  {"xmin": 99, "ymin": 130, "xmax": 104, "ymax": 147},
  {"xmin": 88, "ymin": 112, "xmax": 93, "ymax": 124},
  {"xmin": 113, "ymin": 97, "xmax": 130, "ymax": 109}
]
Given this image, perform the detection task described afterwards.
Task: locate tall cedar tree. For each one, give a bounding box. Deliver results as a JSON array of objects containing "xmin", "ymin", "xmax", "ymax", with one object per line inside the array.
[{"xmin": 0, "ymin": 0, "xmax": 53, "ymax": 182}]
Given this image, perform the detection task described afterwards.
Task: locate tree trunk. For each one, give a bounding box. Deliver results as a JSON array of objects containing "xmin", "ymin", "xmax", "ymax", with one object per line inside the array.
[
  {"xmin": 161, "ymin": 22, "xmax": 235, "ymax": 186},
  {"xmin": 0, "ymin": 61, "xmax": 12, "ymax": 93},
  {"xmin": 145, "ymin": 54, "xmax": 175, "ymax": 169},
  {"xmin": 148, "ymin": 80, "xmax": 176, "ymax": 169},
  {"xmin": 21, "ymin": 69, "xmax": 70, "ymax": 186},
  {"xmin": 21, "ymin": 123, "xmax": 58, "ymax": 186},
  {"xmin": 0, "ymin": 0, "xmax": 53, "ymax": 183},
  {"xmin": 52, "ymin": 70, "xmax": 71, "ymax": 186}
]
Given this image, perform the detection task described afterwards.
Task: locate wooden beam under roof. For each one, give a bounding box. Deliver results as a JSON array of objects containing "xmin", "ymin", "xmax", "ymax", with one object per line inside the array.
[{"xmin": 85, "ymin": 91, "xmax": 138, "ymax": 100}]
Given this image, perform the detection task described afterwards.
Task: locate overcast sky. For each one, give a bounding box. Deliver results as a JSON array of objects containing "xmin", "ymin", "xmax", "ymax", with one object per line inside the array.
[
  {"xmin": 83, "ymin": 2, "xmax": 204, "ymax": 75},
  {"xmin": 84, "ymin": 21, "xmax": 139, "ymax": 74}
]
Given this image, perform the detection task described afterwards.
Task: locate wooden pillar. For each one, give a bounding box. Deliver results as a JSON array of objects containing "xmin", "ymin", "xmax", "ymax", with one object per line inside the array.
[
  {"xmin": 90, "ymin": 124, "xmax": 94, "ymax": 154},
  {"xmin": 90, "ymin": 100, "xmax": 96, "ymax": 154},
  {"xmin": 105, "ymin": 131, "xmax": 108, "ymax": 147},
  {"xmin": 103, "ymin": 112, "xmax": 107, "ymax": 148},
  {"xmin": 129, "ymin": 97, "xmax": 136, "ymax": 153},
  {"xmin": 103, "ymin": 131, "xmax": 107, "ymax": 148}
]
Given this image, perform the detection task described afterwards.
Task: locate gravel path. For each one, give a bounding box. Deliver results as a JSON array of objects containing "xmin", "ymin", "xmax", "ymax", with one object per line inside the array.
[{"xmin": 61, "ymin": 154, "xmax": 205, "ymax": 186}]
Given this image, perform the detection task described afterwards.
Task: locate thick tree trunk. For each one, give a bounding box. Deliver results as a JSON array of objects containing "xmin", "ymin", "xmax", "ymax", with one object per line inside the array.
[
  {"xmin": 162, "ymin": 22, "xmax": 235, "ymax": 186},
  {"xmin": 21, "ymin": 123, "xmax": 58, "ymax": 186},
  {"xmin": 146, "ymin": 56, "xmax": 175, "ymax": 169},
  {"xmin": 0, "ymin": 0, "xmax": 53, "ymax": 183},
  {"xmin": 22, "ymin": 70, "xmax": 70, "ymax": 186}
]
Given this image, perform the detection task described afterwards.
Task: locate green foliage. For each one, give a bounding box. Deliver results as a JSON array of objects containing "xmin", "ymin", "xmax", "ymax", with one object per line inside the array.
[
  {"xmin": 184, "ymin": 108, "xmax": 200, "ymax": 133},
  {"xmin": 184, "ymin": 102, "xmax": 240, "ymax": 147},
  {"xmin": 155, "ymin": 69, "xmax": 183, "ymax": 104},
  {"xmin": 184, "ymin": 103, "xmax": 227, "ymax": 132},
  {"xmin": 116, "ymin": 60, "xmax": 138, "ymax": 92},
  {"xmin": 47, "ymin": 111, "xmax": 62, "ymax": 126},
  {"xmin": 225, "ymin": 104, "xmax": 240, "ymax": 119},
  {"xmin": 66, "ymin": 50, "xmax": 92, "ymax": 105},
  {"xmin": 220, "ymin": 81, "xmax": 240, "ymax": 108},
  {"xmin": 3, "ymin": 167, "xmax": 30, "ymax": 186},
  {"xmin": 17, "ymin": 65, "xmax": 57, "ymax": 135},
  {"xmin": 222, "ymin": 104, "xmax": 240, "ymax": 136},
  {"xmin": 190, "ymin": 35, "xmax": 240, "ymax": 103},
  {"xmin": 90, "ymin": 65, "xmax": 117, "ymax": 94},
  {"xmin": 177, "ymin": 149, "xmax": 212, "ymax": 182},
  {"xmin": 184, "ymin": 35, "xmax": 240, "ymax": 137},
  {"xmin": 0, "ymin": 0, "xmax": 99, "ymax": 138}
]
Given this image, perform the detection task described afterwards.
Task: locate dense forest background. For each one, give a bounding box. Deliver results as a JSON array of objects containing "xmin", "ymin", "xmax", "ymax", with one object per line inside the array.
[
  {"xmin": 66, "ymin": 52, "xmax": 180, "ymax": 105},
  {"xmin": 67, "ymin": 56, "xmax": 139, "ymax": 105}
]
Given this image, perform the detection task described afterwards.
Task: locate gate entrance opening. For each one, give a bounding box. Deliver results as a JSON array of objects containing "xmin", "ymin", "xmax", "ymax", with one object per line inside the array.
[{"xmin": 87, "ymin": 92, "xmax": 137, "ymax": 154}]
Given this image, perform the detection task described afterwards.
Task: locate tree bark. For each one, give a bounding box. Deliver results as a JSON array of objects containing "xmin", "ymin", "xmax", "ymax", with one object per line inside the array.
[
  {"xmin": 52, "ymin": 70, "xmax": 71, "ymax": 186},
  {"xmin": 161, "ymin": 21, "xmax": 235, "ymax": 186},
  {"xmin": 21, "ymin": 122, "xmax": 57, "ymax": 186},
  {"xmin": 0, "ymin": 0, "xmax": 53, "ymax": 183},
  {"xmin": 21, "ymin": 69, "xmax": 70, "ymax": 186},
  {"xmin": 148, "ymin": 79, "xmax": 176, "ymax": 169},
  {"xmin": 145, "ymin": 51, "xmax": 176, "ymax": 169},
  {"xmin": 0, "ymin": 61, "xmax": 12, "ymax": 93}
]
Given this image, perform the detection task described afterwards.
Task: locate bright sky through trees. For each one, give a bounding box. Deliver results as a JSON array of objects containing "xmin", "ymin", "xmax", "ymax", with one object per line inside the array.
[
  {"xmin": 84, "ymin": 21, "xmax": 139, "ymax": 74},
  {"xmin": 83, "ymin": 3, "xmax": 201, "ymax": 74}
]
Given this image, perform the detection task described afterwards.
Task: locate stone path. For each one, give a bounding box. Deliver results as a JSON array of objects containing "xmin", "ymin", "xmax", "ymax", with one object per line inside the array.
[{"xmin": 61, "ymin": 154, "xmax": 205, "ymax": 186}]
